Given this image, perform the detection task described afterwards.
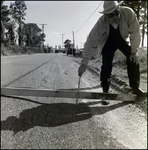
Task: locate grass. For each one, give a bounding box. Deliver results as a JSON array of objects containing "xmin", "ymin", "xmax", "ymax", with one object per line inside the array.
[{"xmin": 113, "ymin": 48, "xmax": 147, "ymax": 72}]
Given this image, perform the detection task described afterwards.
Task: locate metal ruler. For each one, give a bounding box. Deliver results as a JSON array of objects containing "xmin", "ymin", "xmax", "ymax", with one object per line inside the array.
[{"xmin": 1, "ymin": 87, "xmax": 136, "ymax": 101}]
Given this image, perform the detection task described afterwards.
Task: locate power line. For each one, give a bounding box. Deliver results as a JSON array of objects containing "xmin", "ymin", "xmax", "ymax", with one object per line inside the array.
[
  {"xmin": 75, "ymin": 1, "xmax": 103, "ymax": 33},
  {"xmin": 26, "ymin": 9, "xmax": 40, "ymax": 23},
  {"xmin": 27, "ymin": 4, "xmax": 46, "ymax": 23},
  {"xmin": 26, "ymin": 3, "xmax": 60, "ymax": 32}
]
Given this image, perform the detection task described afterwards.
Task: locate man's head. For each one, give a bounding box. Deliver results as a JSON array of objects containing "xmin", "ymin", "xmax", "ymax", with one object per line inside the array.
[{"xmin": 99, "ymin": 1, "xmax": 123, "ymax": 23}]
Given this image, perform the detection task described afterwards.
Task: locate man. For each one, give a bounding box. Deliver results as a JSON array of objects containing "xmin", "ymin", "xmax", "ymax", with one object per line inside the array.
[{"xmin": 78, "ymin": 1, "xmax": 147, "ymax": 99}]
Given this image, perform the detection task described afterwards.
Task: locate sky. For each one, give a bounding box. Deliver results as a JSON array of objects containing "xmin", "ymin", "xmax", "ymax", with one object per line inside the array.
[
  {"xmin": 4, "ymin": 1, "xmax": 104, "ymax": 49},
  {"xmin": 3, "ymin": 1, "xmax": 147, "ymax": 48}
]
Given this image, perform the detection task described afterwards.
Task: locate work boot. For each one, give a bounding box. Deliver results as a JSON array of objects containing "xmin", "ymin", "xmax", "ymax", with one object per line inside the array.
[
  {"xmin": 101, "ymin": 100, "xmax": 109, "ymax": 105},
  {"xmin": 101, "ymin": 83, "xmax": 109, "ymax": 93},
  {"xmin": 132, "ymin": 88, "xmax": 147, "ymax": 97}
]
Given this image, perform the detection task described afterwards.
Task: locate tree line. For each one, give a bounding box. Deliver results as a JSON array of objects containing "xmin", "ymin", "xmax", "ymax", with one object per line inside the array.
[
  {"xmin": 120, "ymin": 0, "xmax": 147, "ymax": 47},
  {"xmin": 1, "ymin": 1, "xmax": 47, "ymax": 53}
]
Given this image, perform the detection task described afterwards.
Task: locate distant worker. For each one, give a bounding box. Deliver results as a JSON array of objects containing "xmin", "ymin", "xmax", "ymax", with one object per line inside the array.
[{"xmin": 78, "ymin": 1, "xmax": 147, "ymax": 97}]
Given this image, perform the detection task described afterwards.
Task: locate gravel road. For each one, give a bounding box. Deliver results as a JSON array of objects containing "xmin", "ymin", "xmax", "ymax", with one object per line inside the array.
[{"xmin": 1, "ymin": 53, "xmax": 147, "ymax": 149}]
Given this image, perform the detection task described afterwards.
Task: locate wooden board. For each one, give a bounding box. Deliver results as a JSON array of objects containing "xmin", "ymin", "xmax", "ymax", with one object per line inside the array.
[{"xmin": 1, "ymin": 87, "xmax": 136, "ymax": 101}]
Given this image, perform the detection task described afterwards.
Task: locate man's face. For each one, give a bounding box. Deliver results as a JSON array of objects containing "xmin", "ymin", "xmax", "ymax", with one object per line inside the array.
[{"xmin": 105, "ymin": 9, "xmax": 120, "ymax": 23}]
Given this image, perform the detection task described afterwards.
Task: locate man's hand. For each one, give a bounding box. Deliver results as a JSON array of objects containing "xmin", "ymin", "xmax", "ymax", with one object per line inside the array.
[
  {"xmin": 78, "ymin": 64, "xmax": 87, "ymax": 77},
  {"xmin": 130, "ymin": 53, "xmax": 139, "ymax": 65}
]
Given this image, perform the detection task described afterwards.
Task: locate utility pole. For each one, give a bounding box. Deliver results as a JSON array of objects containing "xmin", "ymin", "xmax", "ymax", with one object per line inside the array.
[
  {"xmin": 40, "ymin": 24, "xmax": 47, "ymax": 34},
  {"xmin": 72, "ymin": 31, "xmax": 75, "ymax": 48},
  {"xmin": 60, "ymin": 33, "xmax": 65, "ymax": 49},
  {"xmin": 40, "ymin": 24, "xmax": 47, "ymax": 47},
  {"xmin": 72, "ymin": 31, "xmax": 75, "ymax": 54}
]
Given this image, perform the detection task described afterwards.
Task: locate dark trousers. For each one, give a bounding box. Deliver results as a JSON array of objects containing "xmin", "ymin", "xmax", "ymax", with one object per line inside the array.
[{"xmin": 100, "ymin": 29, "xmax": 140, "ymax": 89}]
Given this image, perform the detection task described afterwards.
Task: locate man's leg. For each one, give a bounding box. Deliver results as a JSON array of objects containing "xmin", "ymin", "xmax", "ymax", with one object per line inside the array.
[
  {"xmin": 126, "ymin": 59, "xmax": 140, "ymax": 89},
  {"xmin": 118, "ymin": 40, "xmax": 146, "ymax": 96},
  {"xmin": 100, "ymin": 44, "xmax": 116, "ymax": 92},
  {"xmin": 118, "ymin": 40, "xmax": 139, "ymax": 88}
]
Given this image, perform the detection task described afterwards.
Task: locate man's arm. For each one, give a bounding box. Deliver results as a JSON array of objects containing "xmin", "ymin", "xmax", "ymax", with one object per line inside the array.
[
  {"xmin": 126, "ymin": 7, "xmax": 141, "ymax": 54},
  {"xmin": 78, "ymin": 20, "xmax": 103, "ymax": 76},
  {"xmin": 125, "ymin": 7, "xmax": 141, "ymax": 64}
]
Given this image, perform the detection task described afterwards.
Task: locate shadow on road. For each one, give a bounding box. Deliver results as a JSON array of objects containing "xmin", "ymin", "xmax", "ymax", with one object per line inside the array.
[{"xmin": 1, "ymin": 96, "xmax": 129, "ymax": 134}]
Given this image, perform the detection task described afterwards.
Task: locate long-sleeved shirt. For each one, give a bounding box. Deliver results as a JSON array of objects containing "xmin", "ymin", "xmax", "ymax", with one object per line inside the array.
[{"xmin": 82, "ymin": 6, "xmax": 141, "ymax": 66}]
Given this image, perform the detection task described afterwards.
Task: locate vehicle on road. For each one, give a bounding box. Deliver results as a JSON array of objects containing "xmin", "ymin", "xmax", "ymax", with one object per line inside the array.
[
  {"xmin": 75, "ymin": 48, "xmax": 83, "ymax": 57},
  {"xmin": 62, "ymin": 49, "xmax": 66, "ymax": 53},
  {"xmin": 55, "ymin": 49, "xmax": 59, "ymax": 53},
  {"xmin": 66, "ymin": 48, "xmax": 76, "ymax": 56}
]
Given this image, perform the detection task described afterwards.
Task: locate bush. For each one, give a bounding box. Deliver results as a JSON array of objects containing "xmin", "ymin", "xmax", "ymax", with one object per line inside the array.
[{"xmin": 138, "ymin": 48, "xmax": 147, "ymax": 64}]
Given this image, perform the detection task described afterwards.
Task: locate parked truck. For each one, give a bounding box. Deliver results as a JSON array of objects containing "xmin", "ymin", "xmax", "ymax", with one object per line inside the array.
[{"xmin": 66, "ymin": 43, "xmax": 76, "ymax": 56}]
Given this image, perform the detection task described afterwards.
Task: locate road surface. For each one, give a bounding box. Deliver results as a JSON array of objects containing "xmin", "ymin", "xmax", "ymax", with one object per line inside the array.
[{"xmin": 1, "ymin": 53, "xmax": 147, "ymax": 149}]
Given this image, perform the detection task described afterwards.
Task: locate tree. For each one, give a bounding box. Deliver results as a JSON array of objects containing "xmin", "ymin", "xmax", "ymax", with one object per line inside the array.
[
  {"xmin": 120, "ymin": 1, "xmax": 147, "ymax": 47},
  {"xmin": 64, "ymin": 39, "xmax": 71, "ymax": 49},
  {"xmin": 5, "ymin": 21, "xmax": 16, "ymax": 45},
  {"xmin": 139, "ymin": 3, "xmax": 147, "ymax": 47},
  {"xmin": 1, "ymin": 20, "xmax": 5, "ymax": 43},
  {"xmin": 22, "ymin": 23, "xmax": 45, "ymax": 47},
  {"xmin": 1, "ymin": 1, "xmax": 10, "ymax": 43},
  {"xmin": 9, "ymin": 1, "xmax": 27, "ymax": 46}
]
